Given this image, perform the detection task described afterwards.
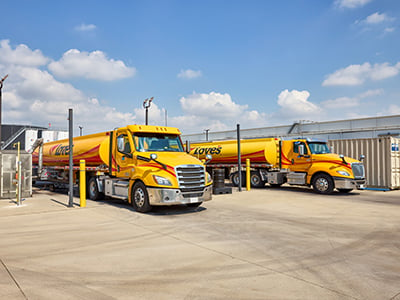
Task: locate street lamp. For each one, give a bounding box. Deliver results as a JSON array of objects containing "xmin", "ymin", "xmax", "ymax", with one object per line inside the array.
[
  {"xmin": 143, "ymin": 97, "xmax": 153, "ymax": 125},
  {"xmin": 0, "ymin": 74, "xmax": 9, "ymax": 149},
  {"xmin": 204, "ymin": 128, "xmax": 210, "ymax": 141},
  {"xmin": 79, "ymin": 126, "xmax": 83, "ymax": 136}
]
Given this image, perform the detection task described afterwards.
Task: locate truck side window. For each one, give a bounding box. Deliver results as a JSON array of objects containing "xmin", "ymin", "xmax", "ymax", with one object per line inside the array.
[
  {"xmin": 117, "ymin": 134, "xmax": 131, "ymax": 154},
  {"xmin": 293, "ymin": 142, "xmax": 308, "ymax": 154}
]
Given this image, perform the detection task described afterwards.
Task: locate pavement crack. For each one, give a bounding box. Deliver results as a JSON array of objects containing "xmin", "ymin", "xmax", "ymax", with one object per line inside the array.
[
  {"xmin": 0, "ymin": 258, "xmax": 28, "ymax": 300},
  {"xmin": 390, "ymin": 290, "xmax": 400, "ymax": 300}
]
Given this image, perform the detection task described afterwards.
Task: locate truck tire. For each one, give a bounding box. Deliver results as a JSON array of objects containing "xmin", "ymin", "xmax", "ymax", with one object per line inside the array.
[
  {"xmin": 230, "ymin": 171, "xmax": 245, "ymax": 187},
  {"xmin": 88, "ymin": 177, "xmax": 103, "ymax": 200},
  {"xmin": 312, "ymin": 173, "xmax": 334, "ymax": 194},
  {"xmin": 250, "ymin": 171, "xmax": 265, "ymax": 188},
  {"xmin": 131, "ymin": 181, "xmax": 152, "ymax": 213}
]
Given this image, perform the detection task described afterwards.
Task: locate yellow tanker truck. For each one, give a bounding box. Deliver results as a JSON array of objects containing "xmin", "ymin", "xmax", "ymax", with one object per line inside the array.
[
  {"xmin": 33, "ymin": 125, "xmax": 212, "ymax": 212},
  {"xmin": 189, "ymin": 138, "xmax": 365, "ymax": 194}
]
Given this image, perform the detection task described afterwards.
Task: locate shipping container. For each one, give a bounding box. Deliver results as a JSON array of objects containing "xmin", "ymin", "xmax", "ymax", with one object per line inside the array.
[
  {"xmin": 41, "ymin": 130, "xmax": 57, "ymax": 143},
  {"xmin": 329, "ymin": 137, "xmax": 400, "ymax": 189},
  {"xmin": 25, "ymin": 129, "xmax": 38, "ymax": 152}
]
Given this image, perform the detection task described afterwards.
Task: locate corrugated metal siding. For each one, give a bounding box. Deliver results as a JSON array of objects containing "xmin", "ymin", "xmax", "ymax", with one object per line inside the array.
[{"xmin": 328, "ymin": 137, "xmax": 400, "ymax": 189}]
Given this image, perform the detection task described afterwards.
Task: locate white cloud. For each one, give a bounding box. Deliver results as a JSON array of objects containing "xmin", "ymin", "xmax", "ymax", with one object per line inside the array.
[
  {"xmin": 0, "ymin": 40, "xmax": 137, "ymax": 133},
  {"xmin": 277, "ymin": 89, "xmax": 321, "ymax": 118},
  {"xmin": 364, "ymin": 12, "xmax": 393, "ymax": 24},
  {"xmin": 322, "ymin": 62, "xmax": 400, "ymax": 86},
  {"xmin": 48, "ymin": 49, "xmax": 136, "ymax": 81},
  {"xmin": 75, "ymin": 23, "xmax": 97, "ymax": 32},
  {"xmin": 170, "ymin": 92, "xmax": 268, "ymax": 133},
  {"xmin": 335, "ymin": 0, "xmax": 372, "ymax": 9},
  {"xmin": 0, "ymin": 39, "xmax": 48, "ymax": 67},
  {"xmin": 180, "ymin": 92, "xmax": 246, "ymax": 119},
  {"xmin": 386, "ymin": 105, "xmax": 400, "ymax": 115},
  {"xmin": 177, "ymin": 69, "xmax": 202, "ymax": 79},
  {"xmin": 384, "ymin": 27, "xmax": 395, "ymax": 34}
]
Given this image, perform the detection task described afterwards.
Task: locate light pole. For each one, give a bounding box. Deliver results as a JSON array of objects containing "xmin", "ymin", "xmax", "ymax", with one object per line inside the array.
[
  {"xmin": 0, "ymin": 74, "xmax": 9, "ymax": 149},
  {"xmin": 79, "ymin": 126, "xmax": 83, "ymax": 136},
  {"xmin": 204, "ymin": 128, "xmax": 210, "ymax": 141},
  {"xmin": 143, "ymin": 97, "xmax": 153, "ymax": 125}
]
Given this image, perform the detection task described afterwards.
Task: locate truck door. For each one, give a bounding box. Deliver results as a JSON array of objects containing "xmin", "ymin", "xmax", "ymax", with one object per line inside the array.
[
  {"xmin": 115, "ymin": 131, "xmax": 135, "ymax": 178},
  {"xmin": 289, "ymin": 141, "xmax": 312, "ymax": 173}
]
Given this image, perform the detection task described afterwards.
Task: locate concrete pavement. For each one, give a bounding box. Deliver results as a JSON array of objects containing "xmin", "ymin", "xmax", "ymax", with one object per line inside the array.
[{"xmin": 1, "ymin": 186, "xmax": 400, "ymax": 299}]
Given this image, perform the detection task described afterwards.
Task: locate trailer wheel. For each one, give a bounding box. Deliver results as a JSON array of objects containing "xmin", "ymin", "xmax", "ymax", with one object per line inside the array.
[
  {"xmin": 131, "ymin": 182, "xmax": 152, "ymax": 213},
  {"xmin": 88, "ymin": 177, "xmax": 103, "ymax": 200},
  {"xmin": 312, "ymin": 173, "xmax": 334, "ymax": 194},
  {"xmin": 230, "ymin": 172, "xmax": 245, "ymax": 187},
  {"xmin": 230, "ymin": 172, "xmax": 239, "ymax": 187},
  {"xmin": 250, "ymin": 171, "xmax": 265, "ymax": 188}
]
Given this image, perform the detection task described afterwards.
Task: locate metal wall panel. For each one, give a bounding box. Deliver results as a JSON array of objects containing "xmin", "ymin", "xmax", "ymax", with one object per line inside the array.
[
  {"xmin": 0, "ymin": 151, "xmax": 32, "ymax": 199},
  {"xmin": 328, "ymin": 137, "xmax": 400, "ymax": 189}
]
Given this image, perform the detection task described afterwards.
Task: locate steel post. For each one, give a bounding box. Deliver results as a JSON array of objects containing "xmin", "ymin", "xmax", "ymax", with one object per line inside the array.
[
  {"xmin": 68, "ymin": 108, "xmax": 74, "ymax": 207},
  {"xmin": 237, "ymin": 124, "xmax": 241, "ymax": 192}
]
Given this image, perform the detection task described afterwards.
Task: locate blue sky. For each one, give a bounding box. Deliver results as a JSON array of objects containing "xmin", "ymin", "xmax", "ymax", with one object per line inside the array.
[{"xmin": 0, "ymin": 0, "xmax": 399, "ymax": 135}]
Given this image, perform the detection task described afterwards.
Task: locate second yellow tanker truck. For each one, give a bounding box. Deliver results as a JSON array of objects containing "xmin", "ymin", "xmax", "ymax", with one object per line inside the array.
[
  {"xmin": 33, "ymin": 125, "xmax": 212, "ymax": 212},
  {"xmin": 189, "ymin": 138, "xmax": 366, "ymax": 194}
]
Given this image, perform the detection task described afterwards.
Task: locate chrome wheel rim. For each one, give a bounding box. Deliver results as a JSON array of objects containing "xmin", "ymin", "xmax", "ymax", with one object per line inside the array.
[
  {"xmin": 134, "ymin": 188, "xmax": 145, "ymax": 207},
  {"xmin": 315, "ymin": 178, "xmax": 329, "ymax": 192},
  {"xmin": 89, "ymin": 181, "xmax": 96, "ymax": 197}
]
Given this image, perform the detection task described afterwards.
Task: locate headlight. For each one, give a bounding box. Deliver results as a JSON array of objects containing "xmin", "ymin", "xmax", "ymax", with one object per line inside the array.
[
  {"xmin": 337, "ymin": 170, "xmax": 350, "ymax": 176},
  {"xmin": 153, "ymin": 175, "xmax": 172, "ymax": 186},
  {"xmin": 206, "ymin": 172, "xmax": 212, "ymax": 183}
]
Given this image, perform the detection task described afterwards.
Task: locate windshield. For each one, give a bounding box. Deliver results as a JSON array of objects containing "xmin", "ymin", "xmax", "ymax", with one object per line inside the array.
[
  {"xmin": 133, "ymin": 133, "xmax": 184, "ymax": 152},
  {"xmin": 308, "ymin": 142, "xmax": 331, "ymax": 154}
]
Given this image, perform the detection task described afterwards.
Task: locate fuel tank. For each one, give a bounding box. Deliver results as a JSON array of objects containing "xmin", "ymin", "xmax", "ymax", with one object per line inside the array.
[
  {"xmin": 32, "ymin": 132, "xmax": 110, "ymax": 166},
  {"xmin": 190, "ymin": 138, "xmax": 280, "ymax": 166}
]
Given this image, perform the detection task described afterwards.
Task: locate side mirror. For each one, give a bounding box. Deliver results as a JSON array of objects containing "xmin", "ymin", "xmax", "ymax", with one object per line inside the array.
[
  {"xmin": 359, "ymin": 154, "xmax": 365, "ymax": 162},
  {"xmin": 339, "ymin": 154, "xmax": 347, "ymax": 164},
  {"xmin": 299, "ymin": 144, "xmax": 305, "ymax": 156},
  {"xmin": 205, "ymin": 154, "xmax": 212, "ymax": 164},
  {"xmin": 150, "ymin": 153, "xmax": 158, "ymax": 160}
]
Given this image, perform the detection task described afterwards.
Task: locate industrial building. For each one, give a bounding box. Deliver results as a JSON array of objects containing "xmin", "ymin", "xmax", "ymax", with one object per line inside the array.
[
  {"xmin": 1, "ymin": 124, "xmax": 68, "ymax": 152},
  {"xmin": 182, "ymin": 115, "xmax": 400, "ymax": 142}
]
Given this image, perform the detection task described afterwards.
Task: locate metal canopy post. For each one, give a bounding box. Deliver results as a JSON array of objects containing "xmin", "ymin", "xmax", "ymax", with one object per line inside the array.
[
  {"xmin": 68, "ymin": 109, "xmax": 74, "ymax": 207},
  {"xmin": 237, "ymin": 124, "xmax": 242, "ymax": 192}
]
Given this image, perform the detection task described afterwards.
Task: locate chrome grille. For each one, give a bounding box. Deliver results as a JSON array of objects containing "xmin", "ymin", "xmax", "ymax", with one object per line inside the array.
[
  {"xmin": 352, "ymin": 163, "xmax": 365, "ymax": 179},
  {"xmin": 175, "ymin": 165, "xmax": 205, "ymax": 198}
]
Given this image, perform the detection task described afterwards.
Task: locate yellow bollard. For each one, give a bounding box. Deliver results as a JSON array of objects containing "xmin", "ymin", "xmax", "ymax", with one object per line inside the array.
[
  {"xmin": 79, "ymin": 160, "xmax": 86, "ymax": 207},
  {"xmin": 246, "ymin": 158, "xmax": 251, "ymax": 191}
]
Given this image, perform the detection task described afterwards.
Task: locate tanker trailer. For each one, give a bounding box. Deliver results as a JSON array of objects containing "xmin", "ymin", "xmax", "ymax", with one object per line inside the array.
[
  {"xmin": 33, "ymin": 125, "xmax": 213, "ymax": 212},
  {"xmin": 190, "ymin": 138, "xmax": 366, "ymax": 194}
]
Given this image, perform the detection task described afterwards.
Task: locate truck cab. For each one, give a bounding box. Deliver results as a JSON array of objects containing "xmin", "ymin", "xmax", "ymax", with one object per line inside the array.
[
  {"xmin": 282, "ymin": 139, "xmax": 366, "ymax": 193},
  {"xmin": 102, "ymin": 125, "xmax": 213, "ymax": 212}
]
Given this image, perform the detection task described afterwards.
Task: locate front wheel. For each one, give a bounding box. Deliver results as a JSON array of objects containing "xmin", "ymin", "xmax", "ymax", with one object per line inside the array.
[
  {"xmin": 88, "ymin": 177, "xmax": 103, "ymax": 200},
  {"xmin": 131, "ymin": 182, "xmax": 152, "ymax": 213},
  {"xmin": 312, "ymin": 173, "xmax": 334, "ymax": 194},
  {"xmin": 250, "ymin": 171, "xmax": 265, "ymax": 188}
]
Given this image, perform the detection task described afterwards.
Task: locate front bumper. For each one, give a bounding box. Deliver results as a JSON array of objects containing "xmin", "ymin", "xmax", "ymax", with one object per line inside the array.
[
  {"xmin": 147, "ymin": 185, "xmax": 212, "ymax": 206},
  {"xmin": 333, "ymin": 177, "xmax": 366, "ymax": 190}
]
